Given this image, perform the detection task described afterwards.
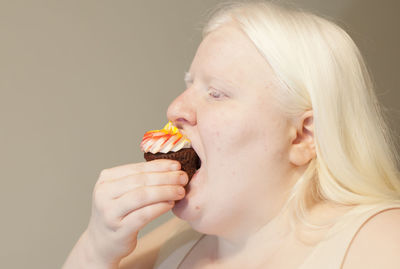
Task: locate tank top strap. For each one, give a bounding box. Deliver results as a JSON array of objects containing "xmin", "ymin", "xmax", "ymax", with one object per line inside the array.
[
  {"xmin": 298, "ymin": 202, "xmax": 400, "ymax": 269},
  {"xmin": 154, "ymin": 220, "xmax": 204, "ymax": 269}
]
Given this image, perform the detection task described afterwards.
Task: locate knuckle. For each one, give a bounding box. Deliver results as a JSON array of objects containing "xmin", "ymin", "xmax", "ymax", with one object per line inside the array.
[
  {"xmin": 98, "ymin": 202, "xmax": 109, "ymax": 217},
  {"xmin": 136, "ymin": 187, "xmax": 150, "ymax": 202},
  {"xmin": 141, "ymin": 173, "xmax": 153, "ymax": 186},
  {"xmin": 95, "ymin": 181, "xmax": 117, "ymax": 199},
  {"xmin": 104, "ymin": 183, "xmax": 117, "ymax": 197},
  {"xmin": 171, "ymin": 185, "xmax": 180, "ymax": 193},
  {"xmin": 92, "ymin": 186, "xmax": 112, "ymax": 211},
  {"xmin": 141, "ymin": 172, "xmax": 151, "ymax": 185},
  {"xmin": 93, "ymin": 195, "xmax": 107, "ymax": 213},
  {"xmin": 175, "ymin": 186, "xmax": 185, "ymax": 196},
  {"xmin": 92, "ymin": 188, "xmax": 104, "ymax": 206},
  {"xmin": 99, "ymin": 168, "xmax": 110, "ymax": 179},
  {"xmin": 103, "ymin": 212, "xmax": 120, "ymax": 231},
  {"xmin": 94, "ymin": 178, "xmax": 105, "ymax": 189},
  {"xmin": 169, "ymin": 171, "xmax": 179, "ymax": 181},
  {"xmin": 136, "ymin": 211, "xmax": 151, "ymax": 225},
  {"xmin": 93, "ymin": 183, "xmax": 107, "ymax": 199},
  {"xmin": 126, "ymin": 175, "xmax": 143, "ymax": 190},
  {"xmin": 177, "ymin": 171, "xmax": 187, "ymax": 183}
]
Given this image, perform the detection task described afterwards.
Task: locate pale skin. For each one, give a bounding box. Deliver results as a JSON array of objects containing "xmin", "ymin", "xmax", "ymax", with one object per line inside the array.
[
  {"xmin": 164, "ymin": 24, "xmax": 321, "ymax": 268},
  {"xmin": 62, "ymin": 159, "xmax": 188, "ymax": 269},
  {"xmin": 62, "ymin": 24, "xmax": 400, "ymax": 269},
  {"xmin": 163, "ymin": 24, "xmax": 400, "ymax": 268}
]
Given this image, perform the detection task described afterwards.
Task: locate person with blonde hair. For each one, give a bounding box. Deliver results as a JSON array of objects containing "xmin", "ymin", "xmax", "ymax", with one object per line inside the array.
[{"xmin": 63, "ymin": 1, "xmax": 400, "ymax": 268}]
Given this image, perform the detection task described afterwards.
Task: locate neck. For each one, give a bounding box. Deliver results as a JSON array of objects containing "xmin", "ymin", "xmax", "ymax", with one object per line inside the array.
[
  {"xmin": 212, "ymin": 207, "xmax": 293, "ymax": 263},
  {"xmin": 209, "ymin": 201, "xmax": 353, "ymax": 264},
  {"xmin": 206, "ymin": 166, "xmax": 314, "ymax": 264}
]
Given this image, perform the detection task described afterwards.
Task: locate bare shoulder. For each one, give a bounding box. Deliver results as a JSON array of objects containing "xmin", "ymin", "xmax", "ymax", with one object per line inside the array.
[
  {"xmin": 342, "ymin": 208, "xmax": 400, "ymax": 269},
  {"xmin": 119, "ymin": 216, "xmax": 186, "ymax": 269}
]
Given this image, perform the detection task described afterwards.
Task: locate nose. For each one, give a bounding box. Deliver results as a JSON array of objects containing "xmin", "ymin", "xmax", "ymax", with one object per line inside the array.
[{"xmin": 167, "ymin": 89, "xmax": 197, "ymax": 130}]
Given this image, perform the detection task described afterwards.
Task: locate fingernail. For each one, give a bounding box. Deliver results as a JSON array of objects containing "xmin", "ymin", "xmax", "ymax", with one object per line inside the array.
[
  {"xmin": 177, "ymin": 187, "xmax": 185, "ymax": 196},
  {"xmin": 171, "ymin": 162, "xmax": 180, "ymax": 170},
  {"xmin": 180, "ymin": 174, "xmax": 188, "ymax": 184}
]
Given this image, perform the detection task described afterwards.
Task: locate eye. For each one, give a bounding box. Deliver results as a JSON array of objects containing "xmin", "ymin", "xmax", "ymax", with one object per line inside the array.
[{"xmin": 207, "ymin": 88, "xmax": 224, "ymax": 99}]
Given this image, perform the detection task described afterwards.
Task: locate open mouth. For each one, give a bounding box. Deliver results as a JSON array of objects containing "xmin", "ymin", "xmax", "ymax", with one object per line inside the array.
[{"xmin": 196, "ymin": 157, "xmax": 202, "ymax": 171}]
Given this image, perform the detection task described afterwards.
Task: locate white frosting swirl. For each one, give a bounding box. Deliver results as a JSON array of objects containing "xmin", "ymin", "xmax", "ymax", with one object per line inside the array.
[{"xmin": 140, "ymin": 121, "xmax": 191, "ymax": 154}]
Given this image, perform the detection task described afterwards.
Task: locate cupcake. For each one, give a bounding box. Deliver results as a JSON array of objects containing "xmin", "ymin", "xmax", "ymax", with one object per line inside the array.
[{"xmin": 140, "ymin": 121, "xmax": 200, "ymax": 180}]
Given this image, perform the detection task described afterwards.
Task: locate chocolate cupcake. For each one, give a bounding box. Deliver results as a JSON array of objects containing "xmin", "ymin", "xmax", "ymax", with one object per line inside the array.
[{"xmin": 140, "ymin": 121, "xmax": 200, "ymax": 180}]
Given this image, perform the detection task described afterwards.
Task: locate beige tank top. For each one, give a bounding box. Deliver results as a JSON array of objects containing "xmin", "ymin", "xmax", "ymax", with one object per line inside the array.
[{"xmin": 154, "ymin": 202, "xmax": 400, "ymax": 269}]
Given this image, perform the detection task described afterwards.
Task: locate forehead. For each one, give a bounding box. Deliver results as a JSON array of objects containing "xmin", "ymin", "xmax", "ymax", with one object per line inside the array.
[{"xmin": 189, "ymin": 25, "xmax": 275, "ymax": 88}]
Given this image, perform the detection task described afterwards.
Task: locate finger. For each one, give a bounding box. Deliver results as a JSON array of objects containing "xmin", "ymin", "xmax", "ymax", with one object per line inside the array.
[
  {"xmin": 112, "ymin": 185, "xmax": 185, "ymax": 219},
  {"xmin": 99, "ymin": 159, "xmax": 181, "ymax": 182},
  {"xmin": 105, "ymin": 171, "xmax": 188, "ymax": 199},
  {"xmin": 119, "ymin": 201, "xmax": 175, "ymax": 233}
]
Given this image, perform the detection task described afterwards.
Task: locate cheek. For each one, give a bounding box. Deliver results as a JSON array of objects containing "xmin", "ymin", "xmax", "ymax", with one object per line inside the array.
[
  {"xmin": 197, "ymin": 96, "xmax": 287, "ymax": 161},
  {"xmin": 198, "ymin": 107, "xmax": 246, "ymax": 155}
]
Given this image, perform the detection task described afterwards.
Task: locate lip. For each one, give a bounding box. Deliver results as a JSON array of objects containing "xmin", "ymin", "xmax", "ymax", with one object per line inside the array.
[
  {"xmin": 184, "ymin": 132, "xmax": 202, "ymax": 163},
  {"xmin": 184, "ymin": 166, "xmax": 201, "ymax": 194}
]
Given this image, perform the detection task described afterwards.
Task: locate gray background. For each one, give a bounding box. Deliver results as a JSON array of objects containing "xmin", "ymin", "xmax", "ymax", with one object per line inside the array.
[{"xmin": 1, "ymin": 0, "xmax": 399, "ymax": 268}]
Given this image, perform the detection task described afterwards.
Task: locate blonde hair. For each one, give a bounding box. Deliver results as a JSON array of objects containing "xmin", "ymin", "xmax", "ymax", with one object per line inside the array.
[{"xmin": 202, "ymin": 1, "xmax": 400, "ymax": 229}]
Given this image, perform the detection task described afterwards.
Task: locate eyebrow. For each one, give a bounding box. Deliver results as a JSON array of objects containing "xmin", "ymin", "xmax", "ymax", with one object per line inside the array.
[{"xmin": 183, "ymin": 71, "xmax": 238, "ymax": 94}]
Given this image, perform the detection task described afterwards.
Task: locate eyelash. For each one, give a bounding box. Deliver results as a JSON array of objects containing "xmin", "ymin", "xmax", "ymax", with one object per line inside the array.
[
  {"xmin": 207, "ymin": 88, "xmax": 224, "ymax": 99},
  {"xmin": 184, "ymin": 80, "xmax": 225, "ymax": 100}
]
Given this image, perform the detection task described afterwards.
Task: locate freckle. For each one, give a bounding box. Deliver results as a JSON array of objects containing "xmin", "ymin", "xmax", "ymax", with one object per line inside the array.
[{"xmin": 195, "ymin": 206, "xmax": 200, "ymax": 210}]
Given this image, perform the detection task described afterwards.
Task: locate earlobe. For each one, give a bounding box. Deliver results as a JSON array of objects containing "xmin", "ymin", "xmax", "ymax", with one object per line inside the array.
[{"xmin": 289, "ymin": 110, "xmax": 316, "ymax": 166}]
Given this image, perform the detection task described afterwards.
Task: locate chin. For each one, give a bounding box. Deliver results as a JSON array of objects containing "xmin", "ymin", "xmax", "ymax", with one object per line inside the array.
[
  {"xmin": 171, "ymin": 166, "xmax": 204, "ymax": 217},
  {"xmin": 171, "ymin": 195, "xmax": 211, "ymax": 233},
  {"xmin": 172, "ymin": 194, "xmax": 199, "ymax": 221},
  {"xmin": 171, "ymin": 168, "xmax": 224, "ymax": 234},
  {"xmin": 172, "ymin": 201, "xmax": 224, "ymax": 236}
]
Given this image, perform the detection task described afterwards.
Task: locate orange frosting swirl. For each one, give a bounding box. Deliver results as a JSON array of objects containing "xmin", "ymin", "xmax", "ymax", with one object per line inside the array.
[{"xmin": 140, "ymin": 121, "xmax": 191, "ymax": 153}]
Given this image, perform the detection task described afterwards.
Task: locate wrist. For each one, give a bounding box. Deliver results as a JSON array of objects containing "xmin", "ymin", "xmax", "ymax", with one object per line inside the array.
[
  {"xmin": 80, "ymin": 230, "xmax": 120, "ymax": 269},
  {"xmin": 62, "ymin": 231, "xmax": 120, "ymax": 269}
]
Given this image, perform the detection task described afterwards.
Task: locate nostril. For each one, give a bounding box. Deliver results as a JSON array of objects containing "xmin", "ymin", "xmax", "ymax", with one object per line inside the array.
[{"xmin": 174, "ymin": 118, "xmax": 186, "ymax": 129}]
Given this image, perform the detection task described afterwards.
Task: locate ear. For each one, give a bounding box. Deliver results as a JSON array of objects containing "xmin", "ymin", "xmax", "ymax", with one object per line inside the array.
[{"xmin": 288, "ymin": 110, "xmax": 316, "ymax": 166}]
